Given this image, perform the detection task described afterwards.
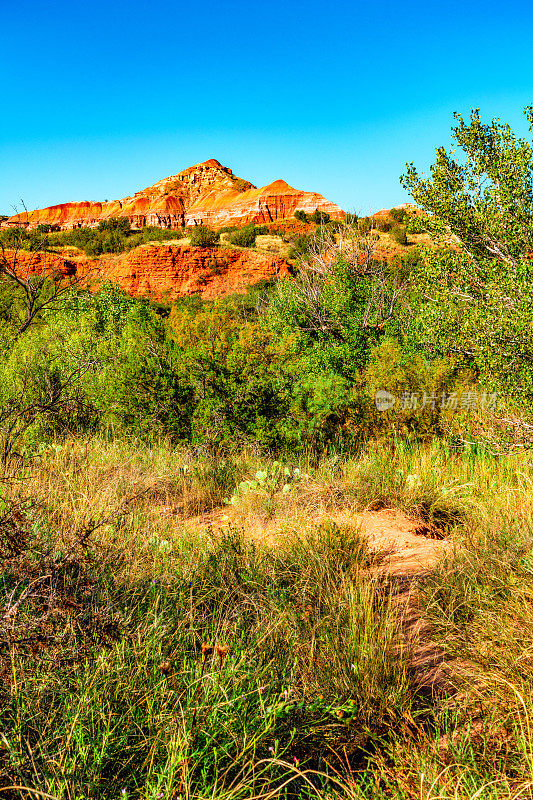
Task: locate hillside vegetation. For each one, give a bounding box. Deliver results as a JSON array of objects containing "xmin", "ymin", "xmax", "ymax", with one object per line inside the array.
[{"xmin": 1, "ymin": 107, "xmax": 533, "ymax": 799}]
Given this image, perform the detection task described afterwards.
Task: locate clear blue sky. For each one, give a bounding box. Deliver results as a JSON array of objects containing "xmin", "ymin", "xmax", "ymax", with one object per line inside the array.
[{"xmin": 1, "ymin": 0, "xmax": 532, "ymax": 216}]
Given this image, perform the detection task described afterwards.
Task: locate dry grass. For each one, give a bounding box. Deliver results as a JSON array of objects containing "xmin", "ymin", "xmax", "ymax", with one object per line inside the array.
[
  {"xmin": 255, "ymin": 234, "xmax": 290, "ymax": 257},
  {"xmin": 3, "ymin": 435, "xmax": 533, "ymax": 798}
]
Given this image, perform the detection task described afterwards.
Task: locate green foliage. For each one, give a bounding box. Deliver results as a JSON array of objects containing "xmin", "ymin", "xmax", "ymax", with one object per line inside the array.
[
  {"xmin": 389, "ymin": 206, "xmax": 407, "ymax": 224},
  {"xmin": 188, "ymin": 224, "xmax": 220, "ymax": 248},
  {"xmin": 287, "ymin": 232, "xmax": 314, "ymax": 260},
  {"xmin": 0, "ymin": 226, "xmax": 50, "ymax": 252},
  {"xmin": 310, "ymin": 209, "xmax": 331, "ymax": 225},
  {"xmin": 98, "ymin": 216, "xmax": 131, "ymax": 234},
  {"xmin": 375, "ymin": 217, "xmax": 391, "ymax": 232},
  {"xmin": 265, "ymin": 254, "xmax": 392, "ymax": 447},
  {"xmin": 405, "ymin": 210, "xmax": 426, "ymax": 234},
  {"xmin": 404, "ymin": 245, "xmax": 533, "ymax": 405},
  {"xmin": 226, "ymin": 224, "xmax": 257, "ymax": 247},
  {"xmin": 357, "ymin": 216, "xmax": 375, "ymax": 233},
  {"xmin": 391, "ymin": 225, "xmax": 407, "ymax": 245},
  {"xmin": 294, "ymin": 209, "xmax": 309, "ymax": 223},
  {"xmin": 44, "ymin": 223, "xmax": 184, "ymax": 257},
  {"xmin": 401, "ymin": 105, "xmax": 533, "ymax": 264},
  {"xmin": 365, "ymin": 338, "xmax": 457, "ymax": 437},
  {"xmin": 400, "ymin": 107, "xmax": 533, "ymax": 409}
]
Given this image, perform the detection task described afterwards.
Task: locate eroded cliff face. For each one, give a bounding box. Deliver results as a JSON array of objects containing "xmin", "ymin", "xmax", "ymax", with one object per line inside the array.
[
  {"xmin": 103, "ymin": 245, "xmax": 290, "ymax": 300},
  {"xmin": 5, "ymin": 244, "xmax": 290, "ymax": 301},
  {"xmin": 5, "ymin": 160, "xmax": 344, "ymax": 231}
]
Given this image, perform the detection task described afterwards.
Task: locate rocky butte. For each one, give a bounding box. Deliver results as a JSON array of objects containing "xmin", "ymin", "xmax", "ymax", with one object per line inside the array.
[{"xmin": 4, "ymin": 159, "xmax": 345, "ymax": 231}]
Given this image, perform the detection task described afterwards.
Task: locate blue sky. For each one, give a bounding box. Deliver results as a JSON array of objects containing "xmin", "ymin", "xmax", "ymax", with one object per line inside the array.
[{"xmin": 1, "ymin": 0, "xmax": 532, "ymax": 216}]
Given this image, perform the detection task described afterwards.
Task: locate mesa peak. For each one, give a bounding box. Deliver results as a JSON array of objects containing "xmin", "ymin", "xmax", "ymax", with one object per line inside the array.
[{"xmin": 3, "ymin": 161, "xmax": 345, "ymax": 231}]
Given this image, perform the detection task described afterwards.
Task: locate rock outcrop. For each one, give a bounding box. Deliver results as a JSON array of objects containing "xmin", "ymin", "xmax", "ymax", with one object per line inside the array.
[
  {"xmin": 4, "ymin": 160, "xmax": 344, "ymax": 231},
  {"xmin": 5, "ymin": 244, "xmax": 291, "ymax": 302},
  {"xmin": 103, "ymin": 245, "xmax": 290, "ymax": 300}
]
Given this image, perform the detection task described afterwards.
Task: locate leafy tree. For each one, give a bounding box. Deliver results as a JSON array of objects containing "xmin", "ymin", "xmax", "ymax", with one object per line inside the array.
[
  {"xmin": 400, "ymin": 106, "xmax": 533, "ymax": 407},
  {"xmin": 405, "ymin": 211, "xmax": 426, "ymax": 235},
  {"xmin": 294, "ymin": 210, "xmax": 308, "ymax": 223},
  {"xmin": 401, "ymin": 106, "xmax": 533, "ymax": 266},
  {"xmin": 266, "ymin": 227, "xmax": 408, "ymax": 446}
]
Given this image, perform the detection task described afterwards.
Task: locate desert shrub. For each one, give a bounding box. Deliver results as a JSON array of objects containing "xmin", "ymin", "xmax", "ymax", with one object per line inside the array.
[
  {"xmin": 0, "ymin": 226, "xmax": 50, "ymax": 252},
  {"xmin": 265, "ymin": 253, "xmax": 391, "ymax": 447},
  {"xmin": 390, "ymin": 206, "xmax": 407, "ymax": 224},
  {"xmin": 139, "ymin": 225, "xmax": 185, "ymax": 242},
  {"xmin": 375, "ymin": 217, "xmax": 392, "ymax": 232},
  {"xmin": 364, "ymin": 338, "xmax": 457, "ymax": 438},
  {"xmin": 391, "ymin": 225, "xmax": 407, "ymax": 245},
  {"xmin": 294, "ymin": 209, "xmax": 309, "ymax": 223},
  {"xmin": 188, "ymin": 224, "xmax": 220, "ymax": 248},
  {"xmin": 98, "ymin": 217, "xmax": 131, "ymax": 234},
  {"xmin": 46, "ymin": 223, "xmax": 186, "ymax": 257},
  {"xmin": 287, "ymin": 232, "xmax": 323, "ymax": 259},
  {"xmin": 226, "ymin": 224, "xmax": 257, "ymax": 247},
  {"xmin": 310, "ymin": 209, "xmax": 331, "ymax": 225},
  {"xmin": 345, "ymin": 212, "xmax": 358, "ymax": 224},
  {"xmin": 47, "ymin": 226, "xmax": 127, "ymax": 256}
]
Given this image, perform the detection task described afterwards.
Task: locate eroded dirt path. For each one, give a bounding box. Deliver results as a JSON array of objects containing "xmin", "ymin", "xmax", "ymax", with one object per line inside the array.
[
  {"xmin": 333, "ymin": 508, "xmax": 450, "ymax": 577},
  {"xmin": 354, "ymin": 509, "xmax": 462, "ymax": 694},
  {"xmin": 190, "ymin": 505, "xmax": 462, "ymax": 694}
]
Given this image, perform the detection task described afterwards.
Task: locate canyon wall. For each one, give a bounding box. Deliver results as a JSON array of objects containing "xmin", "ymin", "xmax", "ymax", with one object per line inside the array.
[{"xmin": 5, "ymin": 244, "xmax": 291, "ymax": 302}]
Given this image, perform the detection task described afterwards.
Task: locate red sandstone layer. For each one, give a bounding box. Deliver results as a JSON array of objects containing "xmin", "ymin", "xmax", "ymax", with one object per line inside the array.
[{"xmin": 4, "ymin": 244, "xmax": 291, "ymax": 301}]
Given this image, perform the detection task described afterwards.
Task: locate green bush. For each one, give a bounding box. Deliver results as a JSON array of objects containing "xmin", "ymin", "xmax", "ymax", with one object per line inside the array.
[
  {"xmin": 287, "ymin": 233, "xmax": 314, "ymax": 260},
  {"xmin": 357, "ymin": 216, "xmax": 374, "ymax": 233},
  {"xmin": 226, "ymin": 224, "xmax": 257, "ymax": 248},
  {"xmin": 188, "ymin": 225, "xmax": 220, "ymax": 248},
  {"xmin": 391, "ymin": 225, "xmax": 408, "ymax": 245},
  {"xmin": 390, "ymin": 207, "xmax": 407, "ymax": 224},
  {"xmin": 310, "ymin": 209, "xmax": 331, "ymax": 225},
  {"xmin": 294, "ymin": 210, "xmax": 308, "ymax": 223},
  {"xmin": 98, "ymin": 217, "xmax": 131, "ymax": 234}
]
